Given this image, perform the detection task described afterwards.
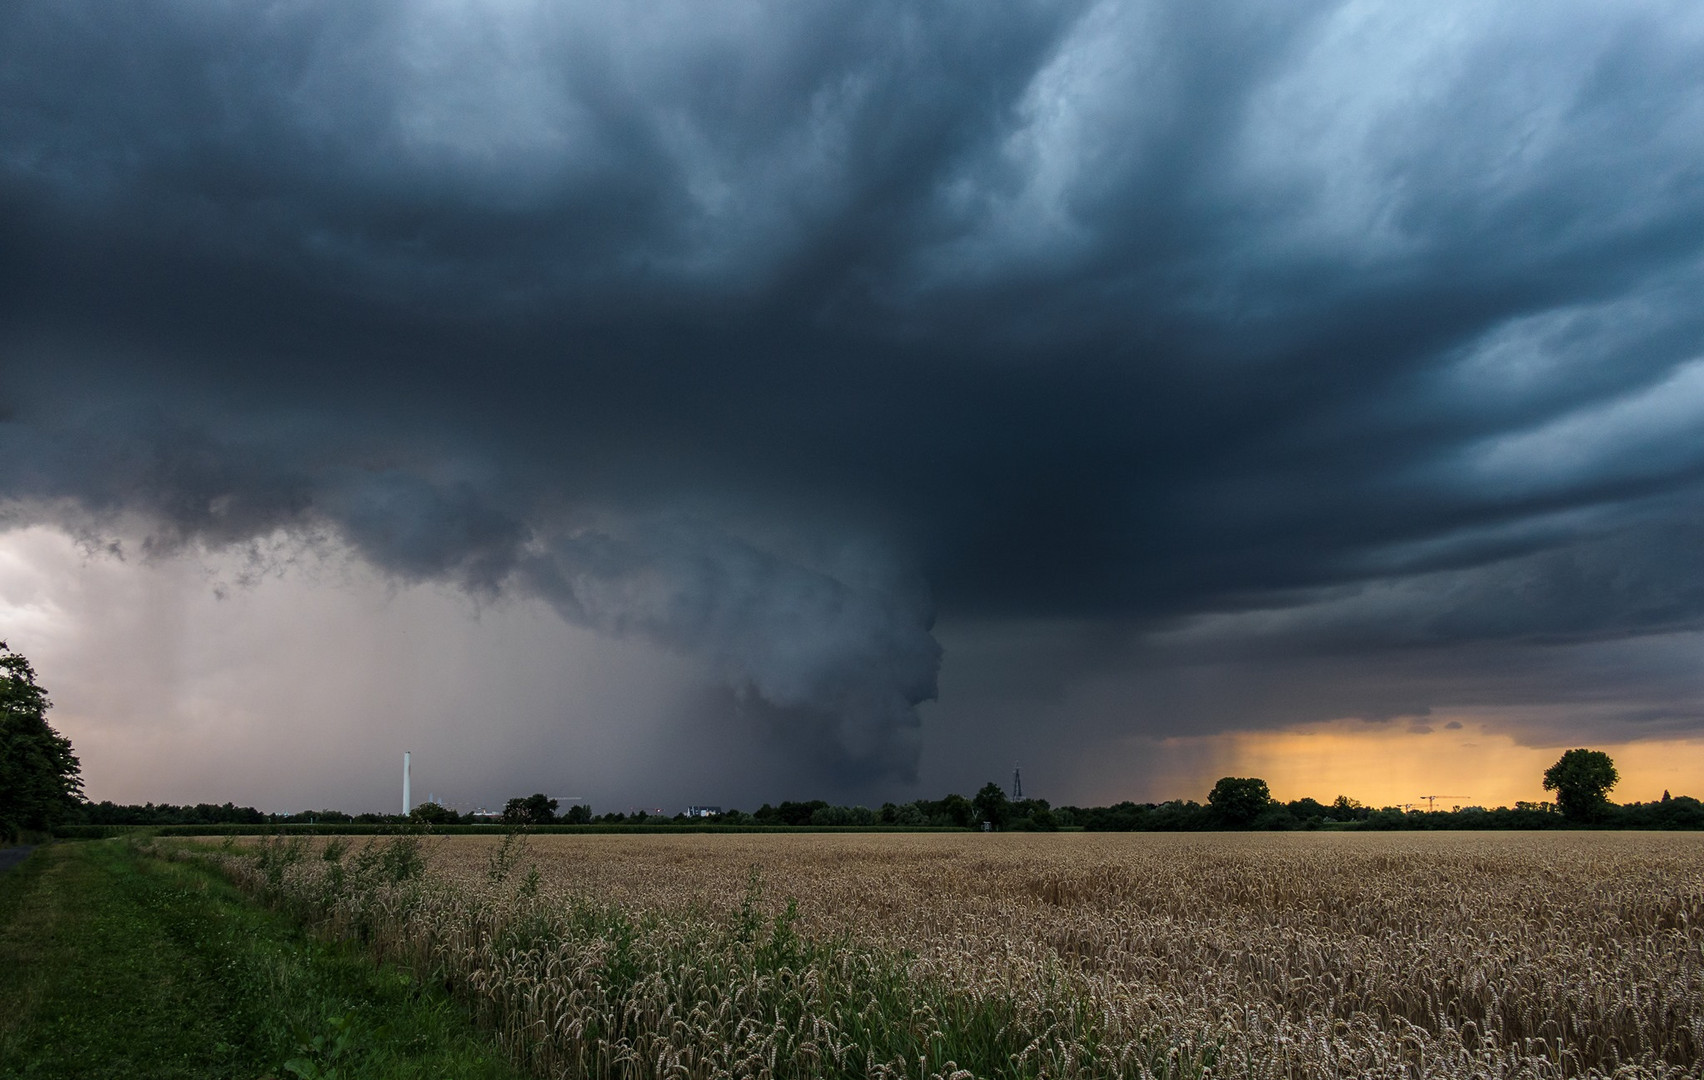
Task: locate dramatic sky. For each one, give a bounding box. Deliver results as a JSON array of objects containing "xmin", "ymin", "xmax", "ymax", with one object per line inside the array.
[{"xmin": 5, "ymin": 0, "xmax": 1704, "ymax": 814}]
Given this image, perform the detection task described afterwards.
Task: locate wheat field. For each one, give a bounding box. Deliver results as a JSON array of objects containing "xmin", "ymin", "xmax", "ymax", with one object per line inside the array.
[{"xmin": 199, "ymin": 831, "xmax": 1704, "ymax": 1079}]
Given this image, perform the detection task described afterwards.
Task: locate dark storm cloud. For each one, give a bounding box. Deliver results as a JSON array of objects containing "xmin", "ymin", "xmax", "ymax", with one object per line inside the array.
[{"xmin": 5, "ymin": 0, "xmax": 1704, "ymax": 771}]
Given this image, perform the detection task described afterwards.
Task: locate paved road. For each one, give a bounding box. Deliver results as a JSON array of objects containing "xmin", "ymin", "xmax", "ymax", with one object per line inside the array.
[{"xmin": 0, "ymin": 845, "xmax": 36, "ymax": 874}]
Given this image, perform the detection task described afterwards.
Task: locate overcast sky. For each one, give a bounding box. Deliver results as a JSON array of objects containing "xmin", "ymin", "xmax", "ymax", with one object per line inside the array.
[{"xmin": 4, "ymin": 1, "xmax": 1704, "ymax": 813}]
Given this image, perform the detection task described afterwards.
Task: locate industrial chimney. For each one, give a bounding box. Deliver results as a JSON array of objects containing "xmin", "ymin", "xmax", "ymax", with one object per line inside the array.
[{"xmin": 402, "ymin": 751, "xmax": 412, "ymax": 816}]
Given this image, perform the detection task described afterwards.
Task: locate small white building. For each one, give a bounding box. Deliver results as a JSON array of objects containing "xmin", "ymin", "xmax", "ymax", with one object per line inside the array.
[{"xmin": 685, "ymin": 805, "xmax": 722, "ymax": 818}]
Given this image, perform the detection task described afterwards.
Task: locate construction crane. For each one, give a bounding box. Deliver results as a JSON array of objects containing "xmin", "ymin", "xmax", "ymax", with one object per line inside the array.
[{"xmin": 1419, "ymin": 794, "xmax": 1468, "ymax": 812}]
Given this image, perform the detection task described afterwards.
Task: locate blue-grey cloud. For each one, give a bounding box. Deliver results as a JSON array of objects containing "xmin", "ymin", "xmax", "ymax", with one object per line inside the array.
[{"xmin": 4, "ymin": 0, "xmax": 1704, "ymax": 777}]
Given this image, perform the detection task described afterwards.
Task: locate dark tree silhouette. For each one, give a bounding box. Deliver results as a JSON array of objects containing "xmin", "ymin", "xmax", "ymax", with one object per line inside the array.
[
  {"xmin": 1207, "ymin": 776, "xmax": 1271, "ymax": 828},
  {"xmin": 409, "ymin": 800, "xmax": 459, "ymax": 825},
  {"xmin": 501, "ymin": 793, "xmax": 557, "ymax": 825},
  {"xmin": 1, "ymin": 641, "xmax": 83, "ymax": 840},
  {"xmin": 1543, "ymin": 749, "xmax": 1618, "ymax": 822},
  {"xmin": 936, "ymin": 793, "xmax": 976, "ymax": 829},
  {"xmin": 974, "ymin": 781, "xmax": 1011, "ymax": 829}
]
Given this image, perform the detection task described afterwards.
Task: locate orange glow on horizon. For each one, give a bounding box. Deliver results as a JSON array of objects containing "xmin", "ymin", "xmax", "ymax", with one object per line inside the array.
[{"xmin": 1087, "ymin": 721, "xmax": 1704, "ymax": 810}]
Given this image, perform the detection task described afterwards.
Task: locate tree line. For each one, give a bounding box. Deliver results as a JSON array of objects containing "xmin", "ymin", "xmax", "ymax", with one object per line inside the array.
[
  {"xmin": 66, "ymin": 762, "xmax": 1703, "ymax": 834},
  {"xmin": 5, "ymin": 640, "xmax": 1702, "ymax": 837},
  {"xmin": 1053, "ymin": 764, "xmax": 1703, "ymax": 831}
]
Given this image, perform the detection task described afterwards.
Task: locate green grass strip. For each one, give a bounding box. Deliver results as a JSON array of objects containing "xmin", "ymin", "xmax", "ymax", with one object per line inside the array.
[{"xmin": 0, "ymin": 840, "xmax": 529, "ymax": 1080}]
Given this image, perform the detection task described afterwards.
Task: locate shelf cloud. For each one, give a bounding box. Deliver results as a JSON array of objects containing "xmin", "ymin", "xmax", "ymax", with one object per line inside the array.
[{"xmin": 4, "ymin": 0, "xmax": 1704, "ymax": 797}]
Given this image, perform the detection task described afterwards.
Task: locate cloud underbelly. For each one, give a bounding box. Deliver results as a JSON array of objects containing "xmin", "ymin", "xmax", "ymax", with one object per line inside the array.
[{"xmin": 518, "ymin": 523, "xmax": 941, "ymax": 775}]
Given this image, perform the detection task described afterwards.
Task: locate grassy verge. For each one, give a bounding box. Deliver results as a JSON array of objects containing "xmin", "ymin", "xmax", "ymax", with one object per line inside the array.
[
  {"xmin": 0, "ymin": 840, "xmax": 529, "ymax": 1080},
  {"xmin": 188, "ymin": 834, "xmax": 1215, "ymax": 1080}
]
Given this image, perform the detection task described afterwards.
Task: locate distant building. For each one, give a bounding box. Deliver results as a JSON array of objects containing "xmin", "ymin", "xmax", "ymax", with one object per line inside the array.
[{"xmin": 685, "ymin": 805, "xmax": 722, "ymax": 818}]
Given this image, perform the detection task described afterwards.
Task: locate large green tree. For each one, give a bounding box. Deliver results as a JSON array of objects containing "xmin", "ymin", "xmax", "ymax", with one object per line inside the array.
[
  {"xmin": 1207, "ymin": 776, "xmax": 1271, "ymax": 828},
  {"xmin": 973, "ymin": 781, "xmax": 1011, "ymax": 829},
  {"xmin": 409, "ymin": 800, "xmax": 459, "ymax": 825},
  {"xmin": 935, "ymin": 793, "xmax": 975, "ymax": 829},
  {"xmin": 501, "ymin": 793, "xmax": 557, "ymax": 825},
  {"xmin": 1543, "ymin": 749, "xmax": 1618, "ymax": 822},
  {"xmin": 1, "ymin": 641, "xmax": 83, "ymax": 839}
]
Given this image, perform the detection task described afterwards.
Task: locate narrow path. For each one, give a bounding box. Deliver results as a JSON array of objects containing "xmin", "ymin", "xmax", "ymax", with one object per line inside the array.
[
  {"xmin": 0, "ymin": 840, "xmax": 527, "ymax": 1080},
  {"xmin": 0, "ymin": 846, "xmax": 32, "ymax": 875}
]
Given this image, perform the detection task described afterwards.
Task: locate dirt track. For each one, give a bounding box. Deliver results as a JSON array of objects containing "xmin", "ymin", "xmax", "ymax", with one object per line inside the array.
[{"xmin": 0, "ymin": 845, "xmax": 35, "ymax": 874}]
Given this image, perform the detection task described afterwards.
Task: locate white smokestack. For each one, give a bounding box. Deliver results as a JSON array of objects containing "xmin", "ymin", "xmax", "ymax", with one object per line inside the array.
[{"xmin": 402, "ymin": 751, "xmax": 411, "ymax": 816}]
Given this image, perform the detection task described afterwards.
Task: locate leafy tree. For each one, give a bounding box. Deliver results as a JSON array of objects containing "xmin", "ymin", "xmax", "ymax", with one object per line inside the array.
[
  {"xmin": 1543, "ymin": 749, "xmax": 1618, "ymax": 822},
  {"xmin": 758, "ymin": 800, "xmax": 828, "ymax": 826},
  {"xmin": 1286, "ymin": 797, "xmax": 1329, "ymax": 821},
  {"xmin": 562, "ymin": 804, "xmax": 591, "ymax": 824},
  {"xmin": 501, "ymin": 793, "xmax": 557, "ymax": 825},
  {"xmin": 1007, "ymin": 797, "xmax": 1055, "ymax": 830},
  {"xmin": 935, "ymin": 793, "xmax": 976, "ymax": 828},
  {"xmin": 1, "ymin": 641, "xmax": 83, "ymax": 839},
  {"xmin": 810, "ymin": 804, "xmax": 852, "ymax": 826},
  {"xmin": 1330, "ymin": 794, "xmax": 1366, "ymax": 821},
  {"xmin": 409, "ymin": 801, "xmax": 459, "ymax": 825},
  {"xmin": 1207, "ymin": 776, "xmax": 1271, "ymax": 828},
  {"xmin": 974, "ymin": 781, "xmax": 1011, "ymax": 829}
]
